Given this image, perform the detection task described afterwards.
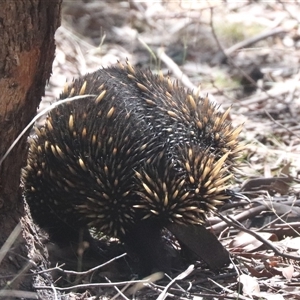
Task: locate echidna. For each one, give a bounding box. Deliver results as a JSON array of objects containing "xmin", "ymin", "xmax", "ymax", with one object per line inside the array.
[{"xmin": 23, "ymin": 61, "xmax": 243, "ymax": 275}]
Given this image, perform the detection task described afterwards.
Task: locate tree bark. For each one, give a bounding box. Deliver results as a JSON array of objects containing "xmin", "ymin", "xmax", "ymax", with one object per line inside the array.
[{"xmin": 0, "ymin": 0, "xmax": 61, "ymax": 297}]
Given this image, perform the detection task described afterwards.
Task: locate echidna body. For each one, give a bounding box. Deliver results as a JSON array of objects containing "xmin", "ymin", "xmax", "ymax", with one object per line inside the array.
[{"xmin": 23, "ymin": 62, "xmax": 242, "ymax": 274}]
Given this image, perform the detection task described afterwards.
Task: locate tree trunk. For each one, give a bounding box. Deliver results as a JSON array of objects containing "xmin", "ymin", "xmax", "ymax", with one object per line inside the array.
[{"xmin": 0, "ymin": 0, "xmax": 61, "ymax": 297}]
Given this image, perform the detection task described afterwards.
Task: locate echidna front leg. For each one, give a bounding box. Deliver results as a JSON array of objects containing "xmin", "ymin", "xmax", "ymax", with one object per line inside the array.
[{"xmin": 122, "ymin": 219, "xmax": 171, "ymax": 276}]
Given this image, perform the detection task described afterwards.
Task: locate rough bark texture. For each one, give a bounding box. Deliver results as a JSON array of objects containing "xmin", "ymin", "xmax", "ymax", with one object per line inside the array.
[{"xmin": 0, "ymin": 0, "xmax": 62, "ymax": 297}]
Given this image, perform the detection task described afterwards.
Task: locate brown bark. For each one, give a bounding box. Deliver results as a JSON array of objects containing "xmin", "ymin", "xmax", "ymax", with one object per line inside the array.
[{"xmin": 0, "ymin": 0, "xmax": 62, "ymax": 297}]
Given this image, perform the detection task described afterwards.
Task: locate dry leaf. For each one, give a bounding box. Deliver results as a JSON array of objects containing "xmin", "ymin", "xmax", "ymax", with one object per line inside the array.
[
  {"xmin": 285, "ymin": 237, "xmax": 300, "ymax": 251},
  {"xmin": 239, "ymin": 274, "xmax": 260, "ymax": 296},
  {"xmin": 281, "ymin": 265, "xmax": 294, "ymax": 281},
  {"xmin": 230, "ymin": 231, "xmax": 277, "ymax": 252},
  {"xmin": 256, "ymin": 292, "xmax": 285, "ymax": 300},
  {"xmin": 241, "ymin": 176, "xmax": 292, "ymax": 195}
]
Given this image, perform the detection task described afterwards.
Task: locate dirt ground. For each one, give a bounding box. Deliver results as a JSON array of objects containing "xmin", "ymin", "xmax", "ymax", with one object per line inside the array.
[{"xmin": 33, "ymin": 1, "xmax": 300, "ymax": 299}]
